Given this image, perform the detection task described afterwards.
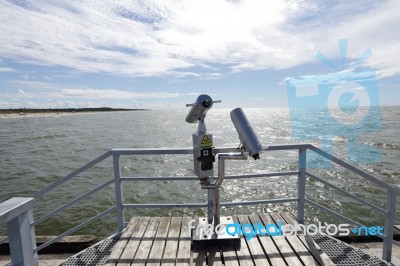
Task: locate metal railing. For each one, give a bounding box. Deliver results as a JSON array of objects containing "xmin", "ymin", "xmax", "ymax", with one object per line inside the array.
[
  {"xmin": 0, "ymin": 197, "xmax": 38, "ymax": 265},
  {"xmin": 1, "ymin": 143, "xmax": 399, "ymax": 264}
]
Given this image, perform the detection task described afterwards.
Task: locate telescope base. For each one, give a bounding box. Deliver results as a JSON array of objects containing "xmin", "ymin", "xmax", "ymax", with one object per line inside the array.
[{"xmin": 191, "ymin": 216, "xmax": 241, "ymax": 249}]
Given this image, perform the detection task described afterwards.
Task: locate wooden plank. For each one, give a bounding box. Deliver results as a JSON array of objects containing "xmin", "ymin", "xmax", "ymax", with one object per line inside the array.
[
  {"xmin": 278, "ymin": 213, "xmax": 296, "ymax": 229},
  {"xmin": 102, "ymin": 213, "xmax": 339, "ymax": 265},
  {"xmin": 221, "ymin": 246, "xmax": 239, "ymax": 266},
  {"xmin": 117, "ymin": 216, "xmax": 151, "ymax": 266},
  {"xmin": 106, "ymin": 216, "xmax": 140, "ymax": 265},
  {"xmin": 176, "ymin": 216, "xmax": 192, "ymax": 266},
  {"xmin": 259, "ymin": 213, "xmax": 303, "ymax": 266},
  {"xmin": 232, "ymin": 215, "xmax": 254, "ymax": 266},
  {"xmin": 270, "ymin": 213, "xmax": 318, "ymax": 266},
  {"xmin": 237, "ymin": 215, "xmax": 270, "ymax": 266},
  {"xmin": 132, "ymin": 216, "xmax": 161, "ymax": 265},
  {"xmin": 146, "ymin": 217, "xmax": 171, "ymax": 266},
  {"xmin": 280, "ymin": 212, "xmax": 334, "ymax": 266},
  {"xmin": 237, "ymin": 236, "xmax": 255, "ymax": 266},
  {"xmin": 206, "ymin": 247, "xmax": 223, "ymax": 266},
  {"xmin": 162, "ymin": 217, "xmax": 182, "ymax": 265},
  {"xmin": 248, "ymin": 214, "xmax": 286, "ymax": 266}
]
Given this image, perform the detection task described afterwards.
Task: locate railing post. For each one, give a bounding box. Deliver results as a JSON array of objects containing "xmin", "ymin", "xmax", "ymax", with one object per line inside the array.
[
  {"xmin": 0, "ymin": 197, "xmax": 38, "ymax": 266},
  {"xmin": 113, "ymin": 154, "xmax": 125, "ymax": 232},
  {"xmin": 297, "ymin": 148, "xmax": 306, "ymax": 224},
  {"xmin": 207, "ymin": 176, "xmax": 214, "ymax": 224},
  {"xmin": 383, "ymin": 190, "xmax": 396, "ymax": 262}
]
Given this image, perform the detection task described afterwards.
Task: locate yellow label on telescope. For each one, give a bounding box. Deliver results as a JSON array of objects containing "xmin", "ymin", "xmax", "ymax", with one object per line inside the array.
[{"xmin": 200, "ymin": 135, "xmax": 212, "ymax": 148}]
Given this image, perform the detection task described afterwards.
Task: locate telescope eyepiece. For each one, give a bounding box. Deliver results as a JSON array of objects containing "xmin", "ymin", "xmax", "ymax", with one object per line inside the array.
[
  {"xmin": 252, "ymin": 153, "xmax": 260, "ymax": 160},
  {"xmin": 202, "ymin": 100, "xmax": 211, "ymax": 108}
]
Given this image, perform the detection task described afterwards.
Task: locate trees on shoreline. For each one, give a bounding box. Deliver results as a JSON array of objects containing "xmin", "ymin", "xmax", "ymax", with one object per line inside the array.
[{"xmin": 0, "ymin": 107, "xmax": 145, "ymax": 114}]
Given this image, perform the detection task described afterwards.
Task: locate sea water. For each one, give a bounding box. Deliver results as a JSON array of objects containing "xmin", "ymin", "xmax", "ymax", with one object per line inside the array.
[{"xmin": 0, "ymin": 107, "xmax": 399, "ymax": 236}]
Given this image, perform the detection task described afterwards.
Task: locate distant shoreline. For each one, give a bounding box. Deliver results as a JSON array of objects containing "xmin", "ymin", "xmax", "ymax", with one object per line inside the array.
[
  {"xmin": 0, "ymin": 107, "xmax": 147, "ymax": 118},
  {"xmin": 0, "ymin": 107, "xmax": 146, "ymax": 114}
]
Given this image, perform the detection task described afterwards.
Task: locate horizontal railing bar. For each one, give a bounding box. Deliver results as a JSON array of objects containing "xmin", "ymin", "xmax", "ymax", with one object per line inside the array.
[
  {"xmin": 35, "ymin": 206, "xmax": 116, "ymax": 252},
  {"xmin": 309, "ymin": 146, "xmax": 400, "ymax": 195},
  {"xmin": 33, "ymin": 179, "xmax": 115, "ymax": 226},
  {"xmin": 34, "ymin": 151, "xmax": 112, "ymax": 197},
  {"xmin": 265, "ymin": 144, "xmax": 313, "ymax": 151},
  {"xmin": 111, "ymin": 144, "xmax": 311, "ymax": 156},
  {"xmin": 123, "ymin": 198, "xmax": 298, "ymax": 209},
  {"xmin": 306, "ymin": 172, "xmax": 386, "ymax": 215},
  {"xmin": 221, "ymin": 198, "xmax": 298, "ymax": 206},
  {"xmin": 0, "ymin": 236, "xmax": 8, "ymax": 245},
  {"xmin": 393, "ymin": 240, "xmax": 400, "ymax": 247},
  {"xmin": 226, "ymin": 172, "xmax": 299, "ymax": 179},
  {"xmin": 305, "ymin": 199, "xmax": 363, "ymax": 227},
  {"xmin": 111, "ymin": 147, "xmax": 240, "ymax": 156},
  {"xmin": 120, "ymin": 172, "xmax": 299, "ymax": 181},
  {"xmin": 112, "ymin": 148, "xmax": 193, "ymax": 155},
  {"xmin": 124, "ymin": 203, "xmax": 207, "ymax": 208},
  {"xmin": 121, "ymin": 176, "xmax": 199, "ymax": 181}
]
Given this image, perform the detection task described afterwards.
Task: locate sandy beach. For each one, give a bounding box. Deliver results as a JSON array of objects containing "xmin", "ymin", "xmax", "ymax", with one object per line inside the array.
[{"xmin": 0, "ymin": 112, "xmax": 100, "ymax": 119}]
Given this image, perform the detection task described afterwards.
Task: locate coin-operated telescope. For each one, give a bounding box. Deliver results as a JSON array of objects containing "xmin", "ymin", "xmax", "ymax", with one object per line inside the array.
[
  {"xmin": 185, "ymin": 94, "xmax": 221, "ymax": 185},
  {"xmin": 186, "ymin": 95, "xmax": 263, "ymax": 248}
]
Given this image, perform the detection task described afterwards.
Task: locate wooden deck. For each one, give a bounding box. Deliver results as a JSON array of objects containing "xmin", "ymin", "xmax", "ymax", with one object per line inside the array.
[{"xmin": 105, "ymin": 212, "xmax": 334, "ymax": 266}]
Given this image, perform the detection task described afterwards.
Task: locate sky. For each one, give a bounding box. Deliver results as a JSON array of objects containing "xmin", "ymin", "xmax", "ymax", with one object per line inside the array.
[{"xmin": 0, "ymin": 0, "xmax": 399, "ymax": 109}]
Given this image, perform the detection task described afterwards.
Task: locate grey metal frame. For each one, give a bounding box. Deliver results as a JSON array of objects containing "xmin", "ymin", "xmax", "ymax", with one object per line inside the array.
[
  {"xmin": 0, "ymin": 197, "xmax": 38, "ymax": 266},
  {"xmin": 297, "ymin": 148, "xmax": 306, "ymax": 224},
  {"xmin": 1, "ymin": 143, "xmax": 399, "ymax": 263}
]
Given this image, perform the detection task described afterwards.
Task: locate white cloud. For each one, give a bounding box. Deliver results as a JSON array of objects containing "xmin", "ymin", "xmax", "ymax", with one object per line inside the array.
[
  {"xmin": 51, "ymin": 88, "xmax": 180, "ymax": 99},
  {"xmin": 0, "ymin": 67, "xmax": 16, "ymax": 73},
  {"xmin": 0, "ymin": 100, "xmax": 126, "ymax": 109},
  {"xmin": 10, "ymin": 80, "xmax": 57, "ymax": 89},
  {"xmin": 0, "ymin": 0, "xmax": 399, "ymax": 77},
  {"xmin": 1, "ymin": 86, "xmax": 179, "ymax": 100},
  {"xmin": 319, "ymin": 1, "xmax": 400, "ymax": 78}
]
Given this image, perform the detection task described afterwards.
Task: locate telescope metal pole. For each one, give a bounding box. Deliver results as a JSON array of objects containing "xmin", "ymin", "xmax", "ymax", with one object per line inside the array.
[
  {"xmin": 213, "ymin": 152, "xmax": 248, "ymax": 227},
  {"xmin": 207, "ymin": 177, "xmax": 214, "ymax": 224}
]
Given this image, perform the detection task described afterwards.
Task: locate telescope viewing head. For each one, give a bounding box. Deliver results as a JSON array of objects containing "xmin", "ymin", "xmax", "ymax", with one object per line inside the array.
[{"xmin": 185, "ymin": 94, "xmax": 221, "ymax": 124}]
